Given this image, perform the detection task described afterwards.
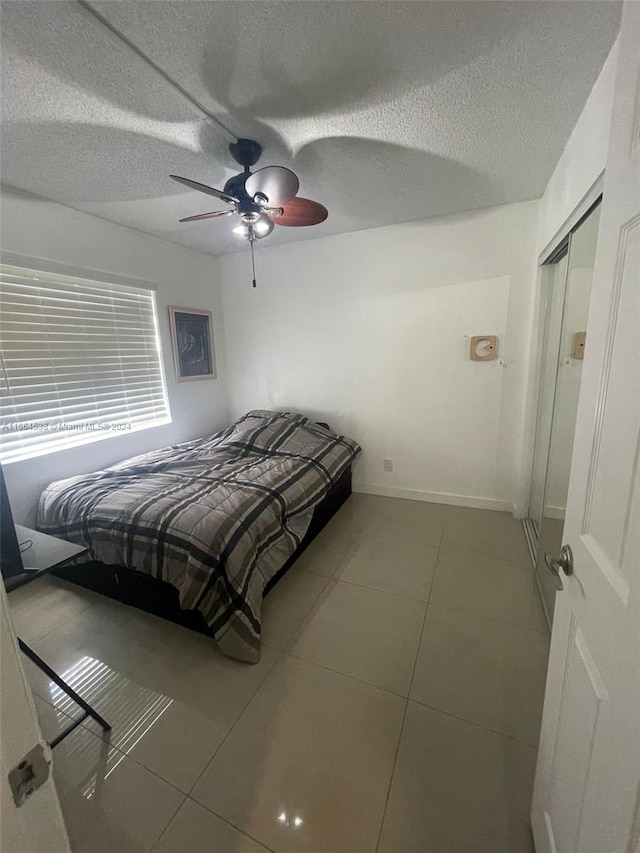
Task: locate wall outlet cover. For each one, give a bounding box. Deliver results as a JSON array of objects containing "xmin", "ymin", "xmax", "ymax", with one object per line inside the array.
[{"xmin": 384, "ymin": 458, "xmax": 394, "ymax": 473}]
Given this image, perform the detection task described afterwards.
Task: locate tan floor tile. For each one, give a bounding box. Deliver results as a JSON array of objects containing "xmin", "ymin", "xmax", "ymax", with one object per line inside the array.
[
  {"xmin": 361, "ymin": 496, "xmax": 446, "ymax": 547},
  {"xmin": 153, "ymin": 798, "xmax": 271, "ymax": 853},
  {"xmin": 126, "ymin": 626, "xmax": 279, "ymax": 730},
  {"xmin": 330, "ymin": 493, "xmax": 376, "ymax": 531},
  {"xmin": 52, "ymin": 725, "xmax": 183, "ymax": 853},
  {"xmin": 312, "ymin": 524, "xmax": 362, "ymax": 556},
  {"xmin": 8, "ymin": 576, "xmax": 96, "ymax": 643},
  {"xmin": 410, "ymin": 605, "xmax": 549, "ymax": 745},
  {"xmin": 431, "ymin": 549, "xmax": 548, "ymax": 633},
  {"xmin": 335, "ymin": 533, "xmax": 438, "ymax": 601},
  {"xmin": 441, "ymin": 506, "xmax": 530, "ymax": 562},
  {"xmin": 10, "ymin": 498, "xmax": 551, "ymax": 853},
  {"xmin": 309, "ymin": 495, "xmax": 371, "ymax": 552},
  {"xmin": 33, "ymin": 693, "xmax": 76, "ymax": 743},
  {"xmin": 26, "ymin": 597, "xmax": 178, "ymax": 698},
  {"xmin": 192, "ymin": 656, "xmax": 404, "ymax": 853},
  {"xmin": 291, "ymin": 535, "xmax": 354, "ymax": 578},
  {"xmin": 8, "ymin": 575, "xmax": 82, "ymax": 613},
  {"xmin": 261, "ymin": 569, "xmax": 328, "ymax": 650},
  {"xmin": 378, "ymin": 702, "xmax": 536, "ymax": 853},
  {"xmin": 288, "ymin": 580, "xmax": 425, "ymax": 694},
  {"xmin": 80, "ymin": 667, "xmax": 229, "ymax": 794},
  {"xmin": 28, "ymin": 623, "xmax": 279, "ymax": 789}
]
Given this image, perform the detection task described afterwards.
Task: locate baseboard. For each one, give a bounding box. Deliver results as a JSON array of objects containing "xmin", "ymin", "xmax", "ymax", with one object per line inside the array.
[
  {"xmin": 352, "ymin": 482, "xmax": 514, "ymax": 513},
  {"xmin": 543, "ymin": 506, "xmax": 566, "ymax": 520}
]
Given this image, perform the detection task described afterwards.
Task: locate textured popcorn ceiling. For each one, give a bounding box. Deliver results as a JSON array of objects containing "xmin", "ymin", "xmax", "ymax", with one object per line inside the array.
[{"xmin": 0, "ymin": 1, "xmax": 620, "ymax": 257}]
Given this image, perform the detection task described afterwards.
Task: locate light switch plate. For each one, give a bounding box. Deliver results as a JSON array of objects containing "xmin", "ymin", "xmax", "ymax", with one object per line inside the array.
[{"xmin": 470, "ymin": 335, "xmax": 498, "ymax": 361}]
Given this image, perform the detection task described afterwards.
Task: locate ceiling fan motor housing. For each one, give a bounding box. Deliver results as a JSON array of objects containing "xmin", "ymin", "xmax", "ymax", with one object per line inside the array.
[
  {"xmin": 223, "ymin": 172, "xmax": 252, "ymax": 206},
  {"xmin": 228, "ymin": 138, "xmax": 263, "ymax": 169},
  {"xmin": 221, "ymin": 171, "xmax": 263, "ymax": 227}
]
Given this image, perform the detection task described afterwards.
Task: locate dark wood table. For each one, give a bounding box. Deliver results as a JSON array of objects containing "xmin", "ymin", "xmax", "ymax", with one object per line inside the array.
[{"xmin": 7, "ymin": 525, "xmax": 111, "ymax": 748}]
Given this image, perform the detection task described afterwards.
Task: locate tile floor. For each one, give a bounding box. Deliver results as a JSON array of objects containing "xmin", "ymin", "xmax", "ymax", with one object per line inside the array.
[{"xmin": 9, "ymin": 495, "xmax": 550, "ymax": 853}]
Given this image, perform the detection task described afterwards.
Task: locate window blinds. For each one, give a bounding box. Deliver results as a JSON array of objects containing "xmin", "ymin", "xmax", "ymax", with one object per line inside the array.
[{"xmin": 0, "ymin": 263, "xmax": 170, "ymax": 462}]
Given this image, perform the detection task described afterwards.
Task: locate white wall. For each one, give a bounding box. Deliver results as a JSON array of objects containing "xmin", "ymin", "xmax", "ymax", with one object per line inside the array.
[
  {"xmin": 0, "ymin": 188, "xmax": 227, "ymax": 524},
  {"xmin": 220, "ymin": 201, "xmax": 539, "ymax": 510},
  {"xmin": 537, "ymin": 38, "xmax": 618, "ymax": 256}
]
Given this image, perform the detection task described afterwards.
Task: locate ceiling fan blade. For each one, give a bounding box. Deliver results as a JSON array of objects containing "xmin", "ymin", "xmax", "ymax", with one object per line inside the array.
[
  {"xmin": 179, "ymin": 210, "xmax": 234, "ymax": 223},
  {"xmin": 269, "ymin": 197, "xmax": 328, "ymax": 227},
  {"xmin": 245, "ymin": 166, "xmax": 299, "ymax": 206},
  {"xmin": 170, "ymin": 175, "xmax": 239, "ymax": 205}
]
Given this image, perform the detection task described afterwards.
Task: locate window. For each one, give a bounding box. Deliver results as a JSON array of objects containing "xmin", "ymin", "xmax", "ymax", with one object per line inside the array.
[{"xmin": 0, "ymin": 259, "xmax": 171, "ymax": 462}]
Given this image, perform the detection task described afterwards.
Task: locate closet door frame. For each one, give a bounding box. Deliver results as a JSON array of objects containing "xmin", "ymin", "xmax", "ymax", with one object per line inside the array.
[{"xmin": 519, "ymin": 180, "xmax": 604, "ymax": 557}]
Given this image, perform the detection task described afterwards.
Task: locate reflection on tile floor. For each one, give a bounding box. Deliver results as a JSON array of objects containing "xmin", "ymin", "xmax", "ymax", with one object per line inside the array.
[{"xmin": 9, "ymin": 496, "xmax": 549, "ymax": 852}]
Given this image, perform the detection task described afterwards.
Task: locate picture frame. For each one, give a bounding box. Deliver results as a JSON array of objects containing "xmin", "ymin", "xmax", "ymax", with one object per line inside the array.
[{"xmin": 168, "ymin": 306, "xmax": 216, "ymax": 381}]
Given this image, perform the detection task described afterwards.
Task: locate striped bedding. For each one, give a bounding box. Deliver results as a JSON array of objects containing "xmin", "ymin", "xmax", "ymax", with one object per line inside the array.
[{"xmin": 37, "ymin": 410, "xmax": 361, "ymax": 662}]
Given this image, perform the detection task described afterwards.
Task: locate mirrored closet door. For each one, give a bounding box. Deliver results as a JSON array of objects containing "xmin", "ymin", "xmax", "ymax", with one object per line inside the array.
[{"xmin": 525, "ymin": 201, "xmax": 601, "ymax": 625}]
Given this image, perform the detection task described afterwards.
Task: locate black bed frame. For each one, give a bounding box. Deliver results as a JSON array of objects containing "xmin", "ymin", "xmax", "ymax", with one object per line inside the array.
[{"xmin": 52, "ymin": 466, "xmax": 352, "ymax": 639}]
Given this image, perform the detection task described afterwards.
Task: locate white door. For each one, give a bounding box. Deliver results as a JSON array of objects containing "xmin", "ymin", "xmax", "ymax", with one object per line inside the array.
[
  {"xmin": 531, "ymin": 4, "xmax": 640, "ymax": 853},
  {"xmin": 0, "ymin": 580, "xmax": 71, "ymax": 853}
]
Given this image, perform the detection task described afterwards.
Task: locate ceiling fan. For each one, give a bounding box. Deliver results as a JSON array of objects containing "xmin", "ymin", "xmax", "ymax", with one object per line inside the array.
[{"xmin": 170, "ymin": 138, "xmax": 328, "ymax": 243}]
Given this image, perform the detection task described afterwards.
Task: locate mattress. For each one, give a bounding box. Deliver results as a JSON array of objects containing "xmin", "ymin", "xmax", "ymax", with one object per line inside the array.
[{"xmin": 37, "ymin": 410, "xmax": 361, "ymax": 661}]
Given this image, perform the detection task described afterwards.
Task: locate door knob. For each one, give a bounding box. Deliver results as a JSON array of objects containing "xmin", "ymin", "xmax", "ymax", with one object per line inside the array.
[{"xmin": 544, "ymin": 544, "xmax": 574, "ymax": 591}]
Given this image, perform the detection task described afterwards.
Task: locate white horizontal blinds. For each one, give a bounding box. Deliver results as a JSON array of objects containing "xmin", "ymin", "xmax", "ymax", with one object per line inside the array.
[{"xmin": 0, "ymin": 263, "xmax": 170, "ymax": 461}]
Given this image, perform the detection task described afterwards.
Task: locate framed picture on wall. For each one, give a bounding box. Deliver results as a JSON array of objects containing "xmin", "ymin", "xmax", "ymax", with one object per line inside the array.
[{"xmin": 168, "ymin": 306, "xmax": 216, "ymax": 381}]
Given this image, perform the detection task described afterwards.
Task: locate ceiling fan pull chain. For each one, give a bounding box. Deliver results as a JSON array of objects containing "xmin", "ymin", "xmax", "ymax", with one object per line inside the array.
[{"xmin": 251, "ymin": 239, "xmax": 257, "ymax": 288}]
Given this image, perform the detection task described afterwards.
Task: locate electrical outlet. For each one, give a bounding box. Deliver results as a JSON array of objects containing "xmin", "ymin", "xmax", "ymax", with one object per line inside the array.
[{"xmin": 384, "ymin": 458, "xmax": 394, "ymax": 473}]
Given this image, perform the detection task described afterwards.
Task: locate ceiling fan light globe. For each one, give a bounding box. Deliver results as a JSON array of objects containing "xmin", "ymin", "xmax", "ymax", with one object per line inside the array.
[{"xmin": 254, "ymin": 216, "xmax": 273, "ymax": 236}]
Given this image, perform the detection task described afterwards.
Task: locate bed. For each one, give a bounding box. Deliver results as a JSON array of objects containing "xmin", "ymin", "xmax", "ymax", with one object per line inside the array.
[{"xmin": 37, "ymin": 410, "xmax": 361, "ymax": 662}]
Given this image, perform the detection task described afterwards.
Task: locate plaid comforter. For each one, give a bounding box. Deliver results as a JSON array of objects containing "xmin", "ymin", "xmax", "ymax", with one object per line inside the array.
[{"xmin": 37, "ymin": 411, "xmax": 361, "ymax": 662}]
